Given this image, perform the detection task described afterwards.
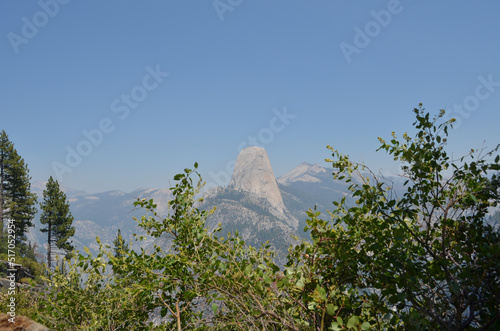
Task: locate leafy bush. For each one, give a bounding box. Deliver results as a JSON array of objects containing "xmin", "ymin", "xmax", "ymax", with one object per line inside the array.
[
  {"xmin": 15, "ymin": 106, "xmax": 499, "ymax": 330},
  {"xmin": 0, "ymin": 253, "xmax": 43, "ymax": 279},
  {"xmin": 290, "ymin": 105, "xmax": 500, "ymax": 329}
]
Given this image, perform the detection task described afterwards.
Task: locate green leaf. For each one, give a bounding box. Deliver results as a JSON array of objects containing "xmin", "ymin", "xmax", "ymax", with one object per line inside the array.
[
  {"xmin": 336, "ymin": 316, "xmax": 343, "ymax": 325},
  {"xmin": 326, "ymin": 303, "xmax": 336, "ymax": 316},
  {"xmin": 173, "ymin": 174, "xmax": 183, "ymax": 180},
  {"xmin": 361, "ymin": 322, "xmax": 371, "ymax": 330},
  {"xmin": 296, "ymin": 278, "xmax": 305, "ymax": 290},
  {"xmin": 263, "ymin": 274, "xmax": 272, "ymax": 285},
  {"xmin": 244, "ymin": 264, "xmax": 252, "ymax": 276},
  {"xmin": 347, "ymin": 316, "xmax": 359, "ymax": 328},
  {"xmin": 316, "ymin": 286, "xmax": 327, "ymax": 301},
  {"xmin": 211, "ymin": 303, "xmax": 218, "ymax": 314},
  {"xmin": 329, "ymin": 322, "xmax": 342, "ymax": 331}
]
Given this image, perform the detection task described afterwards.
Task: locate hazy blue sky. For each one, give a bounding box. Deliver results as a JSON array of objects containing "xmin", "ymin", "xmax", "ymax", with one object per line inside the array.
[{"xmin": 1, "ymin": 1, "xmax": 499, "ymax": 193}]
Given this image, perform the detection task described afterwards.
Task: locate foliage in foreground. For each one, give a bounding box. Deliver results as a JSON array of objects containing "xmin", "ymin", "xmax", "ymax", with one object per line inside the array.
[
  {"xmin": 292, "ymin": 106, "xmax": 500, "ymax": 329},
  {"xmin": 7, "ymin": 106, "xmax": 499, "ymax": 330}
]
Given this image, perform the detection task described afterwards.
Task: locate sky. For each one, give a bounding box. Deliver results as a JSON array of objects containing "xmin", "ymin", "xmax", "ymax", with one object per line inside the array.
[{"xmin": 1, "ymin": 0, "xmax": 499, "ymax": 194}]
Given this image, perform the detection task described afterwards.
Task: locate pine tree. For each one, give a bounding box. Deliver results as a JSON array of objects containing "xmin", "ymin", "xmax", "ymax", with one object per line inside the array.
[
  {"xmin": 0, "ymin": 130, "xmax": 37, "ymax": 250},
  {"xmin": 40, "ymin": 176, "xmax": 75, "ymax": 269},
  {"xmin": 113, "ymin": 229, "xmax": 128, "ymax": 259},
  {"xmin": 112, "ymin": 229, "xmax": 129, "ymax": 277}
]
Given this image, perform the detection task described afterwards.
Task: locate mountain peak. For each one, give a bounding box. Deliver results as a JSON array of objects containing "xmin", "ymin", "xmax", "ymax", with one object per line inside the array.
[
  {"xmin": 229, "ymin": 146, "xmax": 285, "ymax": 213},
  {"xmin": 278, "ymin": 162, "xmax": 327, "ymax": 185},
  {"xmin": 31, "ymin": 181, "xmax": 88, "ymax": 198}
]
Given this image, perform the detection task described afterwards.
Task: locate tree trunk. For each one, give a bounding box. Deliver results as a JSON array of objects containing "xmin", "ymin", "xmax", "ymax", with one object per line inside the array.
[{"xmin": 47, "ymin": 221, "xmax": 52, "ymax": 270}]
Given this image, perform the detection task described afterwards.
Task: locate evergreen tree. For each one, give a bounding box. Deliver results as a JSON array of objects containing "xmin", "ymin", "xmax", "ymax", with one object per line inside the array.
[
  {"xmin": 112, "ymin": 229, "xmax": 128, "ymax": 277},
  {"xmin": 40, "ymin": 176, "xmax": 75, "ymax": 269},
  {"xmin": 112, "ymin": 229, "xmax": 128, "ymax": 259},
  {"xmin": 0, "ymin": 130, "xmax": 37, "ymax": 250}
]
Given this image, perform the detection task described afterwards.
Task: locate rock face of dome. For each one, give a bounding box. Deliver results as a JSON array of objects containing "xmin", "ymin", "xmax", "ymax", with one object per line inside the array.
[{"xmin": 229, "ymin": 146, "xmax": 285, "ymax": 213}]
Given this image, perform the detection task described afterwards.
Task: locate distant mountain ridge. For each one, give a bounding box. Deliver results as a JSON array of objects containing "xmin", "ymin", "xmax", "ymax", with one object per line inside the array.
[
  {"xmin": 278, "ymin": 162, "xmax": 327, "ymax": 184},
  {"xmin": 28, "ymin": 186, "xmax": 173, "ymax": 255},
  {"xmin": 27, "ymin": 151, "xmax": 410, "ymax": 261}
]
